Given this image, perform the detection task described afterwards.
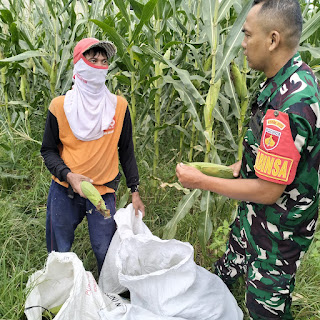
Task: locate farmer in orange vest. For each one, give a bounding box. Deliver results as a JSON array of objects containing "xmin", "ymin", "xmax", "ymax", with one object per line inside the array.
[{"xmin": 41, "ymin": 38, "xmax": 145, "ymax": 273}]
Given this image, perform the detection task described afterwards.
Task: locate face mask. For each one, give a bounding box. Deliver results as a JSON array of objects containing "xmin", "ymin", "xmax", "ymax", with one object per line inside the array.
[
  {"xmin": 73, "ymin": 58, "xmax": 109, "ymax": 92},
  {"xmin": 64, "ymin": 57, "xmax": 116, "ymax": 141}
]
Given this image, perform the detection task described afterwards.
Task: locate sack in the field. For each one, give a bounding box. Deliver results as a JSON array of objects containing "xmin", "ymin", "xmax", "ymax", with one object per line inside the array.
[
  {"xmin": 117, "ymin": 234, "xmax": 243, "ymax": 320},
  {"xmin": 99, "ymin": 203, "xmax": 152, "ymax": 294},
  {"xmin": 24, "ymin": 251, "xmax": 127, "ymax": 320},
  {"xmin": 99, "ymin": 203, "xmax": 243, "ymax": 320},
  {"xmin": 24, "ymin": 251, "xmax": 184, "ymax": 320}
]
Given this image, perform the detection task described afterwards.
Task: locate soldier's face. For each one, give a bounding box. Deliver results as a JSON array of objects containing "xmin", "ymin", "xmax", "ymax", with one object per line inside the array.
[{"xmin": 241, "ymin": 4, "xmax": 270, "ymax": 72}]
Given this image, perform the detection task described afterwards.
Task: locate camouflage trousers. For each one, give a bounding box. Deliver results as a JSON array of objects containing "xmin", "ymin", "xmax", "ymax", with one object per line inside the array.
[{"xmin": 214, "ymin": 215, "xmax": 300, "ymax": 320}]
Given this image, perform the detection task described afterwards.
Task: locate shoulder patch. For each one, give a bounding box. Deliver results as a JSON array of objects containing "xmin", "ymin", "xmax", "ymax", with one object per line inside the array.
[
  {"xmin": 254, "ymin": 109, "xmax": 301, "ymax": 185},
  {"xmin": 262, "ymin": 115, "xmax": 286, "ymax": 151}
]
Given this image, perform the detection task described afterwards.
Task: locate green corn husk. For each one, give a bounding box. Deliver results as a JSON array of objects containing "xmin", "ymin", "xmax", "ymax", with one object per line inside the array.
[
  {"xmin": 43, "ymin": 304, "xmax": 63, "ymax": 319},
  {"xmin": 80, "ymin": 181, "xmax": 110, "ymax": 219},
  {"xmin": 230, "ymin": 61, "xmax": 247, "ymax": 101},
  {"xmin": 186, "ymin": 162, "xmax": 234, "ymax": 179}
]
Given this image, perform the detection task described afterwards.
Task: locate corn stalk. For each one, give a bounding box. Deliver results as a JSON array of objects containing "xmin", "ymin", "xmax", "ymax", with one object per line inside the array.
[
  {"xmin": 152, "ymin": 8, "xmax": 163, "ymax": 185},
  {"xmin": 0, "ymin": 52, "xmax": 10, "ymax": 127}
]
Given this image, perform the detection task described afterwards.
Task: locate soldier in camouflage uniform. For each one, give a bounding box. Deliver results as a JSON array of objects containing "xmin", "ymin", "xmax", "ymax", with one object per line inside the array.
[{"xmin": 176, "ymin": 0, "xmax": 320, "ymax": 319}]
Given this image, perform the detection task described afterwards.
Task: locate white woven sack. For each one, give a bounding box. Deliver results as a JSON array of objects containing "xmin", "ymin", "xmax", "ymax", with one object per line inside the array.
[
  {"xmin": 99, "ymin": 203, "xmax": 152, "ymax": 294},
  {"xmin": 116, "ymin": 235, "xmax": 243, "ymax": 320},
  {"xmin": 24, "ymin": 252, "xmax": 122, "ymax": 320}
]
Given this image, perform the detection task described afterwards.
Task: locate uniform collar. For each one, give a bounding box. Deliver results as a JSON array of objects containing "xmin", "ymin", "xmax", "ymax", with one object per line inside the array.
[{"xmin": 256, "ymin": 52, "xmax": 302, "ymax": 108}]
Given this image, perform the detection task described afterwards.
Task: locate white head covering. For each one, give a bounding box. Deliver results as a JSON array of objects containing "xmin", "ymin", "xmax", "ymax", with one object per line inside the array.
[{"xmin": 63, "ymin": 38, "xmax": 117, "ymax": 141}]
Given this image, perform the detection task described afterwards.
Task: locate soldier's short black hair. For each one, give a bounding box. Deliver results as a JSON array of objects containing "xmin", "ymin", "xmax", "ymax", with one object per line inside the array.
[{"xmin": 253, "ymin": 0, "xmax": 303, "ymax": 48}]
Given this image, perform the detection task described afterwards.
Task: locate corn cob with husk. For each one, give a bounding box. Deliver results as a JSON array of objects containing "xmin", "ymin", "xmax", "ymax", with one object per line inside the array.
[
  {"xmin": 230, "ymin": 60, "xmax": 247, "ymax": 101},
  {"xmin": 80, "ymin": 181, "xmax": 110, "ymax": 219},
  {"xmin": 50, "ymin": 59, "xmax": 57, "ymax": 96},
  {"xmin": 186, "ymin": 162, "xmax": 234, "ymax": 179},
  {"xmin": 230, "ymin": 59, "xmax": 249, "ymax": 160}
]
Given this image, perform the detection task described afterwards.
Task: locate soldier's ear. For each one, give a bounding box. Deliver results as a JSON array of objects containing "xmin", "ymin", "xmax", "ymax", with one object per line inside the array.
[{"xmin": 269, "ymin": 31, "xmax": 280, "ymax": 51}]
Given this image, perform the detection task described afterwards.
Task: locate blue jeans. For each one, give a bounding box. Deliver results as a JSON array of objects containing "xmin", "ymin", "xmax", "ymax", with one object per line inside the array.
[{"xmin": 46, "ymin": 180, "xmax": 116, "ymax": 273}]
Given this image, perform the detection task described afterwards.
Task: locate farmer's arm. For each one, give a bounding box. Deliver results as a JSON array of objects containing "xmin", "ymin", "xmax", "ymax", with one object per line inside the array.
[
  {"xmin": 176, "ymin": 163, "xmax": 286, "ymax": 205},
  {"xmin": 40, "ymin": 110, "xmax": 71, "ymax": 182},
  {"xmin": 118, "ymin": 108, "xmax": 145, "ymax": 216}
]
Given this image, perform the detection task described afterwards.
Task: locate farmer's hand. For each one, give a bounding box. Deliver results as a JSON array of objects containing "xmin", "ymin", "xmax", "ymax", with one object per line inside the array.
[
  {"xmin": 176, "ymin": 163, "xmax": 205, "ymax": 189},
  {"xmin": 229, "ymin": 160, "xmax": 242, "ymax": 178},
  {"xmin": 67, "ymin": 172, "xmax": 93, "ymax": 198},
  {"xmin": 132, "ymin": 192, "xmax": 145, "ymax": 217}
]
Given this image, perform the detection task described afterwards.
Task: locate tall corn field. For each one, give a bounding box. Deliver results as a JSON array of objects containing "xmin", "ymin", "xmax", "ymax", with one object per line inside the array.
[{"xmin": 1, "ymin": 0, "xmax": 320, "ymax": 318}]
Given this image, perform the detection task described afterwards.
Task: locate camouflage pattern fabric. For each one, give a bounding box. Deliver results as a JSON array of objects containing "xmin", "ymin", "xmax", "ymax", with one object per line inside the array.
[{"xmin": 215, "ymin": 53, "xmax": 320, "ymax": 319}]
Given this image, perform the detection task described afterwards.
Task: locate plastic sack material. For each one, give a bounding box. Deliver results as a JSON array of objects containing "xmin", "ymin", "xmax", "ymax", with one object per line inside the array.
[
  {"xmin": 99, "ymin": 204, "xmax": 243, "ymax": 320},
  {"xmin": 25, "ymin": 251, "xmax": 186, "ymax": 320},
  {"xmin": 24, "ymin": 251, "xmax": 122, "ymax": 320},
  {"xmin": 99, "ymin": 204, "xmax": 152, "ymax": 294}
]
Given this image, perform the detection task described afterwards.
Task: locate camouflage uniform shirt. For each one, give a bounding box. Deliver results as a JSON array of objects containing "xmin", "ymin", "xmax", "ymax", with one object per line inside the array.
[{"xmin": 241, "ymin": 52, "xmax": 320, "ymax": 269}]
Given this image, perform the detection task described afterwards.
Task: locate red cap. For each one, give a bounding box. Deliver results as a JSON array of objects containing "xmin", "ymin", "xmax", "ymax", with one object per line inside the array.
[{"xmin": 73, "ymin": 38, "xmax": 117, "ymax": 64}]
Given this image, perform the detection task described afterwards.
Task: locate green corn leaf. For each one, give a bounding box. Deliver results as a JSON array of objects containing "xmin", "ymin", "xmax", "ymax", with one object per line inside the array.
[
  {"xmin": 45, "ymin": 0, "xmax": 56, "ymax": 19},
  {"xmin": 300, "ymin": 10, "xmax": 320, "ymax": 43},
  {"xmin": 0, "ymin": 9, "xmax": 14, "ymax": 24},
  {"xmin": 162, "ymin": 75, "xmax": 204, "ymax": 133},
  {"xmin": 117, "ymin": 190, "xmax": 130, "ymax": 210},
  {"xmin": 212, "ymin": 105, "xmax": 238, "ymax": 149},
  {"xmin": 140, "ymin": 44, "xmax": 205, "ymax": 105},
  {"xmin": 113, "ymin": 0, "xmax": 131, "ymax": 26},
  {"xmin": 198, "ymin": 191, "xmax": 213, "ymax": 251},
  {"xmin": 0, "ymin": 50, "xmax": 46, "ymax": 66},
  {"xmin": 90, "ymin": 19, "xmax": 135, "ymax": 71},
  {"xmin": 298, "ymin": 44, "xmax": 320, "ymax": 59},
  {"xmin": 217, "ymin": 0, "xmax": 234, "ymax": 23},
  {"xmin": 215, "ymin": 0, "xmax": 253, "ymax": 80},
  {"xmin": 129, "ymin": 0, "xmax": 144, "ymax": 19},
  {"xmin": 163, "ymin": 189, "xmax": 201, "ymax": 239},
  {"xmin": 131, "ymin": 0, "xmax": 158, "ymax": 44},
  {"xmin": 9, "ymin": 22, "xmax": 19, "ymax": 44}
]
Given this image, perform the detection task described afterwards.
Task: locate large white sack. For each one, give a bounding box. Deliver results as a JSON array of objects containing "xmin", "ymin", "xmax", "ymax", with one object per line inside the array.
[
  {"xmin": 99, "ymin": 204, "xmax": 152, "ymax": 294},
  {"xmin": 99, "ymin": 294, "xmax": 186, "ymax": 320},
  {"xmin": 116, "ymin": 235, "xmax": 243, "ymax": 320},
  {"xmin": 25, "ymin": 252, "xmax": 184, "ymax": 320},
  {"xmin": 25, "ymin": 251, "xmax": 114, "ymax": 320},
  {"xmin": 99, "ymin": 204, "xmax": 243, "ymax": 320}
]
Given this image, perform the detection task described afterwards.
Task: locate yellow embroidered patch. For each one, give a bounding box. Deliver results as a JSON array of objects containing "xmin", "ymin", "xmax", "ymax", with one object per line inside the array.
[
  {"xmin": 266, "ymin": 118, "xmax": 286, "ymax": 130},
  {"xmin": 254, "ymin": 148, "xmax": 293, "ymax": 182}
]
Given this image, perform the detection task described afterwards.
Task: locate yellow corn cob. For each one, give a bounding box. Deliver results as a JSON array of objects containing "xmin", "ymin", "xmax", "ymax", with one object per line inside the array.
[
  {"xmin": 80, "ymin": 181, "xmax": 110, "ymax": 219},
  {"xmin": 186, "ymin": 162, "xmax": 234, "ymax": 179}
]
